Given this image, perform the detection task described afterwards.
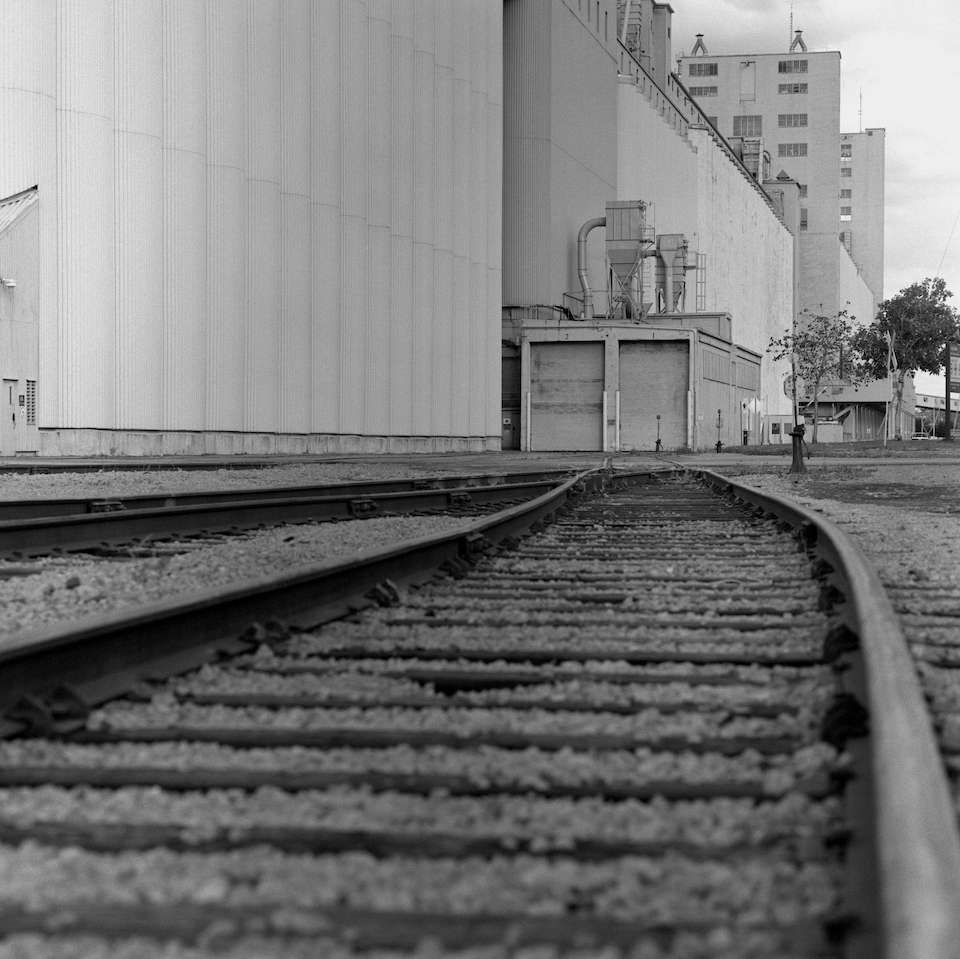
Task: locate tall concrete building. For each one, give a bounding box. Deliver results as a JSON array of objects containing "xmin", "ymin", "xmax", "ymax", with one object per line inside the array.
[
  {"xmin": 840, "ymin": 128, "xmax": 886, "ymax": 302},
  {"xmin": 677, "ymin": 32, "xmax": 883, "ymax": 322}
]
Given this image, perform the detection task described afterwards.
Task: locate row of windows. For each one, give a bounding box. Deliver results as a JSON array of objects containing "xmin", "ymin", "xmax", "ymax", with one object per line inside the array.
[
  {"xmin": 841, "ymin": 167, "xmax": 852, "ymax": 177},
  {"xmin": 840, "ymin": 143, "xmax": 853, "ymax": 158},
  {"xmin": 779, "ymin": 142, "xmax": 807, "ymax": 157},
  {"xmin": 689, "ymin": 59, "xmax": 808, "ymax": 77},
  {"xmin": 840, "ymin": 188, "xmax": 852, "ymax": 198},
  {"xmin": 779, "ymin": 82, "xmax": 808, "ymax": 94},
  {"xmin": 779, "ymin": 113, "xmax": 807, "ymax": 127},
  {"xmin": 689, "ymin": 85, "xmax": 717, "ymax": 96}
]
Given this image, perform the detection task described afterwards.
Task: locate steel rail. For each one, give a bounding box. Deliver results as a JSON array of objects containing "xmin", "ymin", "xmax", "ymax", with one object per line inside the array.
[
  {"xmin": 693, "ymin": 467, "xmax": 960, "ymax": 959},
  {"xmin": 0, "ymin": 468, "xmax": 617, "ymax": 726},
  {"xmin": 0, "ymin": 469, "xmax": 575, "ymax": 520},
  {"xmin": 0, "ymin": 477, "xmax": 569, "ymax": 557}
]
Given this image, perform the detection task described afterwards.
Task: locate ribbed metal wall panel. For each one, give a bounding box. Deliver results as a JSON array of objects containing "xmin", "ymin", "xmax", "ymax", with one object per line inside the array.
[
  {"xmin": 502, "ymin": 0, "xmax": 551, "ymax": 307},
  {"xmin": 205, "ymin": 0, "xmax": 245, "ymax": 431},
  {"xmin": 364, "ymin": 0, "xmax": 392, "ymax": 436},
  {"xmin": 162, "ymin": 0, "xmax": 207, "ymax": 431},
  {"xmin": 244, "ymin": 0, "xmax": 281, "ymax": 433},
  {"xmin": 432, "ymin": 3, "xmax": 454, "ymax": 436},
  {"xmin": 311, "ymin": 0, "xmax": 341, "ymax": 434},
  {"xmin": 486, "ymin": 1, "xmax": 504, "ymax": 438},
  {"xmin": 115, "ymin": 0, "xmax": 163, "ymax": 430},
  {"xmin": 410, "ymin": 0, "xmax": 436, "ymax": 437},
  {"xmin": 279, "ymin": 0, "xmax": 311, "ymax": 436},
  {"xmin": 339, "ymin": 0, "xmax": 368, "ymax": 435},
  {"xmin": 14, "ymin": 0, "xmax": 501, "ymax": 451},
  {"xmin": 389, "ymin": 0, "xmax": 415, "ymax": 436},
  {"xmin": 57, "ymin": 0, "xmax": 116, "ymax": 429}
]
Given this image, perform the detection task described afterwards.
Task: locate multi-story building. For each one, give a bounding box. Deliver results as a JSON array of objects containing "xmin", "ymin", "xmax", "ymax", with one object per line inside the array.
[
  {"xmin": 839, "ymin": 129, "xmax": 886, "ymax": 303},
  {"xmin": 677, "ymin": 30, "xmax": 902, "ymax": 439},
  {"xmin": 677, "ymin": 32, "xmax": 883, "ymax": 319}
]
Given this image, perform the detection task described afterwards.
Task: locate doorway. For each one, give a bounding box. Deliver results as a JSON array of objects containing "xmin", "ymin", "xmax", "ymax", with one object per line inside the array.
[{"xmin": 1, "ymin": 380, "xmax": 17, "ymax": 455}]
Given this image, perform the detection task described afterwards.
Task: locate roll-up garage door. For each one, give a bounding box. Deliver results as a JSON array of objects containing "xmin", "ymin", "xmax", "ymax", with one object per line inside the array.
[
  {"xmin": 618, "ymin": 341, "xmax": 688, "ymax": 451},
  {"xmin": 530, "ymin": 342, "xmax": 604, "ymax": 451}
]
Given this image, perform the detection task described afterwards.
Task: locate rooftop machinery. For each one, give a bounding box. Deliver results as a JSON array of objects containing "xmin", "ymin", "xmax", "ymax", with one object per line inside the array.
[{"xmin": 576, "ymin": 201, "xmax": 697, "ymax": 320}]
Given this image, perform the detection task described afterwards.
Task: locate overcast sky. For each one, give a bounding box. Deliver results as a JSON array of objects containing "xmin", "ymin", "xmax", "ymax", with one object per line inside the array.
[{"xmin": 670, "ymin": 0, "xmax": 959, "ymax": 393}]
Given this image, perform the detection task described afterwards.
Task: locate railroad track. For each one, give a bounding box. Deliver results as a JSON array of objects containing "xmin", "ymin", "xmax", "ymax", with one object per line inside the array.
[
  {"xmin": 0, "ymin": 468, "xmax": 955, "ymax": 958},
  {"xmin": 0, "ymin": 469, "xmax": 575, "ymax": 558}
]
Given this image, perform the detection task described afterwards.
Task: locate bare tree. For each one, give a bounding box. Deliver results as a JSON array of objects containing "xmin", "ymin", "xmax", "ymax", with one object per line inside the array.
[{"xmin": 768, "ymin": 306, "xmax": 859, "ymax": 444}]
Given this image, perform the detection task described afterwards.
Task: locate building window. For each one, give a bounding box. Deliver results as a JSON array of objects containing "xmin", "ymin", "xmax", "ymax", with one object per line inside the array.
[
  {"xmin": 25, "ymin": 380, "xmax": 36, "ymax": 426},
  {"xmin": 841, "ymin": 167, "xmax": 852, "ymax": 177},
  {"xmin": 733, "ymin": 115, "xmax": 762, "ymax": 137},
  {"xmin": 798, "ymin": 183, "xmax": 808, "ymax": 198},
  {"xmin": 689, "ymin": 62, "xmax": 718, "ymax": 77},
  {"xmin": 689, "ymin": 85, "xmax": 718, "ymax": 96},
  {"xmin": 778, "ymin": 82, "xmax": 808, "ymax": 94},
  {"xmin": 778, "ymin": 142, "xmax": 808, "ymax": 157},
  {"xmin": 800, "ymin": 208, "xmax": 808, "ymax": 230},
  {"xmin": 706, "ymin": 116, "xmax": 718, "ymax": 127},
  {"xmin": 778, "ymin": 59, "xmax": 808, "ymax": 74},
  {"xmin": 778, "ymin": 113, "xmax": 808, "ymax": 127},
  {"xmin": 840, "ymin": 206, "xmax": 852, "ymax": 222},
  {"xmin": 840, "ymin": 143, "xmax": 852, "ymax": 159},
  {"xmin": 840, "ymin": 188, "xmax": 852, "ymax": 198}
]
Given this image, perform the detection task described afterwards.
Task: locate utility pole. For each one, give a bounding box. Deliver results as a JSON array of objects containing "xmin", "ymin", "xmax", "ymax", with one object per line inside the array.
[{"xmin": 946, "ymin": 340, "xmax": 953, "ymax": 442}]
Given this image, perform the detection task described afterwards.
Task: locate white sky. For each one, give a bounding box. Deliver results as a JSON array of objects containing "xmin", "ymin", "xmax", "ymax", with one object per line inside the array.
[{"xmin": 670, "ymin": 0, "xmax": 960, "ymax": 394}]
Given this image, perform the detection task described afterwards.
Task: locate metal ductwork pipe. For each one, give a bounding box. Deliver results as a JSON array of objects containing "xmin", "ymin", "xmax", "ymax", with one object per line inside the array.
[
  {"xmin": 577, "ymin": 216, "xmax": 606, "ymax": 319},
  {"xmin": 660, "ymin": 249, "xmax": 674, "ymax": 313}
]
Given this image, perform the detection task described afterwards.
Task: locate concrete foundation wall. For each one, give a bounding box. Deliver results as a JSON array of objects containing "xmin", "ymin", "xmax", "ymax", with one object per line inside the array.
[{"xmin": 0, "ymin": 0, "xmax": 502, "ymax": 455}]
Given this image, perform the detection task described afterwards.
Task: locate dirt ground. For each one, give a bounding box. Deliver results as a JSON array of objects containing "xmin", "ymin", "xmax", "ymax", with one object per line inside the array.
[{"xmin": 689, "ymin": 456, "xmax": 960, "ymax": 588}]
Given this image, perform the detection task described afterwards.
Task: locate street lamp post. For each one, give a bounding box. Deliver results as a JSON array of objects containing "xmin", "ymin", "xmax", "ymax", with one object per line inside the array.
[{"xmin": 655, "ymin": 415, "xmax": 663, "ymax": 453}]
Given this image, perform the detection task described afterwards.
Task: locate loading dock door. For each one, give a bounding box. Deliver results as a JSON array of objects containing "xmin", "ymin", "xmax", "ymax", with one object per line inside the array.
[
  {"xmin": 530, "ymin": 342, "xmax": 604, "ymax": 451},
  {"xmin": 618, "ymin": 341, "xmax": 689, "ymax": 451}
]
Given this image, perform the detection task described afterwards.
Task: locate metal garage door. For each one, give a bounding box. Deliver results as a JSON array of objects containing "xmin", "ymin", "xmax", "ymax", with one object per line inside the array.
[
  {"xmin": 618, "ymin": 341, "xmax": 688, "ymax": 451},
  {"xmin": 530, "ymin": 343, "xmax": 604, "ymax": 451}
]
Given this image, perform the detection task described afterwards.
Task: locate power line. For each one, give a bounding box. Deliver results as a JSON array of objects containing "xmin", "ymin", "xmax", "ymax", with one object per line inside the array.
[{"xmin": 935, "ymin": 209, "xmax": 960, "ymax": 277}]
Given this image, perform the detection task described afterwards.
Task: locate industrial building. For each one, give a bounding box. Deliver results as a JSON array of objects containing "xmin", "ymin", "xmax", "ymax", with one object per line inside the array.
[
  {"xmin": 502, "ymin": 0, "xmax": 795, "ymax": 451},
  {"xmin": 0, "ymin": 1, "xmax": 502, "ymax": 456},
  {"xmin": 677, "ymin": 29, "xmax": 900, "ymax": 440},
  {"xmin": 0, "ymin": 1, "xmax": 888, "ymax": 455}
]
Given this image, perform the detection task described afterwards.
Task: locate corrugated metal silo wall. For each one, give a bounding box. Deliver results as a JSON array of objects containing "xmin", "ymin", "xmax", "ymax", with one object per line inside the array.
[{"xmin": 1, "ymin": 0, "xmax": 502, "ymax": 453}]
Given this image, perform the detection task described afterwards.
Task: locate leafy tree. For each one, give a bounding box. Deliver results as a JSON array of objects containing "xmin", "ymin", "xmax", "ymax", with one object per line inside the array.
[
  {"xmin": 851, "ymin": 277, "xmax": 959, "ymax": 440},
  {"xmin": 768, "ymin": 306, "xmax": 860, "ymax": 443}
]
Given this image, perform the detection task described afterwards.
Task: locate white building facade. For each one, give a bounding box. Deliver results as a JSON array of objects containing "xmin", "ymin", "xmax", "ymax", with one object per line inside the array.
[
  {"xmin": 0, "ymin": 1, "xmax": 503, "ymax": 456},
  {"xmin": 677, "ymin": 37, "xmax": 883, "ymax": 318}
]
